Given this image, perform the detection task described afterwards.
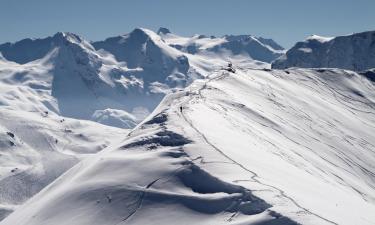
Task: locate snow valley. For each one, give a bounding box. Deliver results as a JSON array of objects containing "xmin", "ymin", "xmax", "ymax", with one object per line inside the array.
[{"xmin": 0, "ymin": 28, "xmax": 375, "ymax": 225}]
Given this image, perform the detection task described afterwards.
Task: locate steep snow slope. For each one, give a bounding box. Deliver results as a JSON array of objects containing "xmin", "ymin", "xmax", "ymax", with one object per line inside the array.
[
  {"xmin": 3, "ymin": 67, "xmax": 374, "ymax": 225},
  {"xmin": 92, "ymin": 27, "xmax": 271, "ymax": 121},
  {"xmin": 272, "ymin": 31, "xmax": 375, "ymax": 71},
  {"xmin": 93, "ymin": 28, "xmax": 200, "ymax": 90},
  {"xmin": 158, "ymin": 27, "xmax": 284, "ymax": 63},
  {"xmin": 0, "ymin": 108, "xmax": 124, "ymax": 220}
]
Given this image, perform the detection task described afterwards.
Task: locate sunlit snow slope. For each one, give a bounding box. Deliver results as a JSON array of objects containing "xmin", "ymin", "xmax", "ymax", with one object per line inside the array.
[
  {"xmin": 0, "ymin": 108, "xmax": 125, "ymax": 220},
  {"xmin": 0, "ymin": 28, "xmax": 284, "ymax": 222},
  {"xmin": 2, "ymin": 67, "xmax": 374, "ymax": 225}
]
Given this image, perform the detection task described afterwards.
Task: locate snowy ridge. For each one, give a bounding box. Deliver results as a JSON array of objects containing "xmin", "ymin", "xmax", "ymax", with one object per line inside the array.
[
  {"xmin": 0, "ymin": 28, "xmax": 280, "ymax": 222},
  {"xmin": 92, "ymin": 28, "xmax": 195, "ymax": 88},
  {"xmin": 272, "ymin": 30, "xmax": 375, "ymax": 71},
  {"xmin": 0, "ymin": 28, "xmax": 278, "ymax": 128},
  {"xmin": 0, "ymin": 108, "xmax": 124, "ymax": 220},
  {"xmin": 159, "ymin": 28, "xmax": 284, "ymax": 63},
  {"xmin": 3, "ymin": 67, "xmax": 375, "ymax": 225}
]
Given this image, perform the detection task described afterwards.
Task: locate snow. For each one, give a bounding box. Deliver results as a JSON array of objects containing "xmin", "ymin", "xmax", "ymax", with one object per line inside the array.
[
  {"xmin": 2, "ymin": 66, "xmax": 374, "ymax": 225},
  {"xmin": 0, "ymin": 34, "xmax": 133, "ymax": 219},
  {"xmin": 0, "ymin": 28, "xmax": 278, "ymax": 129},
  {"xmin": 306, "ymin": 35, "xmax": 334, "ymax": 43},
  {"xmin": 0, "ymin": 28, "xmax": 280, "ymax": 222},
  {"xmin": 0, "ymin": 108, "xmax": 125, "ymax": 220},
  {"xmin": 159, "ymin": 29, "xmax": 284, "ymax": 63},
  {"xmin": 272, "ymin": 31, "xmax": 375, "ymax": 71},
  {"xmin": 298, "ymin": 47, "xmax": 313, "ymax": 53},
  {"xmin": 1, "ymin": 27, "xmax": 375, "ymax": 225},
  {"xmin": 92, "ymin": 108, "xmax": 138, "ymax": 128},
  {"xmin": 0, "ymin": 33, "xmax": 144, "ymax": 128}
]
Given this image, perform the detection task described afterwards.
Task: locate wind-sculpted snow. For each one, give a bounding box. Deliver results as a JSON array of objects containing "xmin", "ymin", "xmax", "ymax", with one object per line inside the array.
[
  {"xmin": 0, "ymin": 109, "xmax": 124, "ymax": 220},
  {"xmin": 272, "ymin": 31, "xmax": 375, "ymax": 71},
  {"xmin": 3, "ymin": 66, "xmax": 374, "ymax": 225}
]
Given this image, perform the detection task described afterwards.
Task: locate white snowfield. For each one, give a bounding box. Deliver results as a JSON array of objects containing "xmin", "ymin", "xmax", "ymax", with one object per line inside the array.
[
  {"xmin": 2, "ymin": 67, "xmax": 374, "ymax": 225},
  {"xmin": 0, "ymin": 108, "xmax": 125, "ymax": 219}
]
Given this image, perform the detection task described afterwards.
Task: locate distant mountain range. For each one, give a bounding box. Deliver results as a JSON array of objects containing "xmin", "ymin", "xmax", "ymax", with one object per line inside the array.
[
  {"xmin": 272, "ymin": 31, "xmax": 375, "ymax": 71},
  {"xmin": 1, "ymin": 28, "xmax": 375, "ymax": 225},
  {"xmin": 0, "ymin": 28, "xmax": 283, "ymax": 128}
]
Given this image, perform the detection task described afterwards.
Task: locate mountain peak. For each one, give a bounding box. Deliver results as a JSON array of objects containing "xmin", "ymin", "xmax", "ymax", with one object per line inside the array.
[
  {"xmin": 52, "ymin": 32, "xmax": 89, "ymax": 46},
  {"xmin": 305, "ymin": 34, "xmax": 333, "ymax": 43},
  {"xmin": 157, "ymin": 27, "xmax": 171, "ymax": 35},
  {"xmin": 0, "ymin": 32, "xmax": 89, "ymax": 64},
  {"xmin": 126, "ymin": 28, "xmax": 154, "ymax": 42},
  {"xmin": 272, "ymin": 30, "xmax": 375, "ymax": 71}
]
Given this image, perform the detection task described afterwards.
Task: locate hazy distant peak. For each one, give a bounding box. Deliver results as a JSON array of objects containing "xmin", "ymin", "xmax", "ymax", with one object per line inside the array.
[{"xmin": 157, "ymin": 27, "xmax": 171, "ymax": 35}]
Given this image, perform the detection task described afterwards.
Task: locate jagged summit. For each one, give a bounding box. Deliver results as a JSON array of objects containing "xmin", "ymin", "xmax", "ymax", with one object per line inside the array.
[
  {"xmin": 0, "ymin": 31, "xmax": 94, "ymax": 64},
  {"xmin": 51, "ymin": 32, "xmax": 94, "ymax": 50},
  {"xmin": 93, "ymin": 28, "xmax": 191, "ymax": 86},
  {"xmin": 157, "ymin": 27, "xmax": 171, "ymax": 35},
  {"xmin": 52, "ymin": 31, "xmax": 81, "ymax": 41}
]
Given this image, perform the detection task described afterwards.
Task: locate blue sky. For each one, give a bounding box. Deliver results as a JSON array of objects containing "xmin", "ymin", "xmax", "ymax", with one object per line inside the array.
[{"xmin": 1, "ymin": 0, "xmax": 375, "ymax": 48}]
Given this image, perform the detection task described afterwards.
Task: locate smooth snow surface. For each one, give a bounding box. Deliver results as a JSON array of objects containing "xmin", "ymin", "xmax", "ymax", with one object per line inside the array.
[
  {"xmin": 0, "ymin": 108, "xmax": 125, "ymax": 220},
  {"xmin": 3, "ymin": 67, "xmax": 375, "ymax": 225},
  {"xmin": 272, "ymin": 31, "xmax": 375, "ymax": 71}
]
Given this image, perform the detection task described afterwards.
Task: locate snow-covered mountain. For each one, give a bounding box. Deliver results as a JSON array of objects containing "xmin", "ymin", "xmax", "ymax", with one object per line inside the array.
[
  {"xmin": 0, "ymin": 28, "xmax": 283, "ymax": 222},
  {"xmin": 157, "ymin": 27, "xmax": 284, "ymax": 63},
  {"xmin": 0, "ymin": 28, "xmax": 279, "ymax": 129},
  {"xmin": 272, "ymin": 31, "xmax": 375, "ymax": 71},
  {"xmin": 0, "ymin": 32, "xmax": 147, "ymax": 128},
  {"xmin": 2, "ymin": 67, "xmax": 374, "ymax": 225},
  {"xmin": 92, "ymin": 28, "xmax": 200, "ymax": 93},
  {"xmin": 2, "ymin": 28, "xmax": 375, "ymax": 225}
]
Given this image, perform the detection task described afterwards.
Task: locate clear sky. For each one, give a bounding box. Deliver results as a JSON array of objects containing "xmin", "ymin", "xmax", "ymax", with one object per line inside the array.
[{"xmin": 1, "ymin": 0, "xmax": 375, "ymax": 48}]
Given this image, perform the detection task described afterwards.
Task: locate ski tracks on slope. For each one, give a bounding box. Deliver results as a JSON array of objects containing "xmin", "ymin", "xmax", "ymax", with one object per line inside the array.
[{"xmin": 178, "ymin": 70, "xmax": 338, "ymax": 225}]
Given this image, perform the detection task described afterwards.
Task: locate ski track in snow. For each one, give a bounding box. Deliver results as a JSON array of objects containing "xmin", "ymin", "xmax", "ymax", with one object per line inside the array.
[
  {"xmin": 178, "ymin": 70, "xmax": 338, "ymax": 225},
  {"xmin": 1, "ymin": 28, "xmax": 375, "ymax": 225},
  {"xmin": 2, "ymin": 66, "xmax": 375, "ymax": 225}
]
